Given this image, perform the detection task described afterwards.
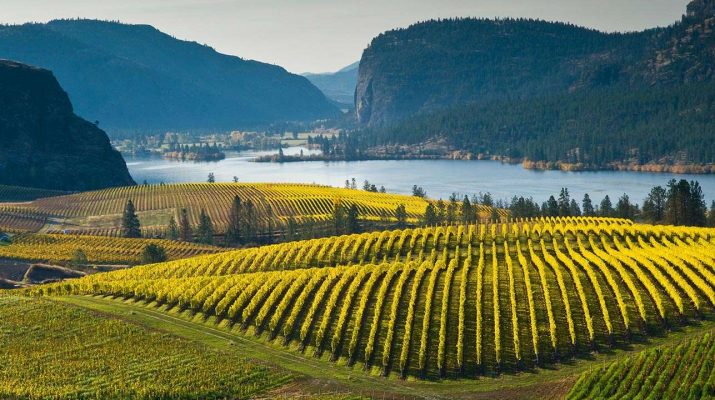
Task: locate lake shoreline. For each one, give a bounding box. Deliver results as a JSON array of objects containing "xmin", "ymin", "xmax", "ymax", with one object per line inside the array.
[{"xmin": 254, "ymin": 153, "xmax": 715, "ymax": 175}]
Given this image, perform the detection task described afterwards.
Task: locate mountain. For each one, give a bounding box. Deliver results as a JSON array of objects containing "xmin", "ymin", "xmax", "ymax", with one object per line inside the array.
[
  {"xmin": 0, "ymin": 19, "xmax": 339, "ymax": 135},
  {"xmin": 304, "ymin": 61, "xmax": 359, "ymax": 107},
  {"xmin": 0, "ymin": 60, "xmax": 135, "ymax": 191},
  {"xmin": 355, "ymin": 19, "xmax": 650, "ymax": 126},
  {"xmin": 355, "ymin": 0, "xmax": 715, "ymax": 169}
]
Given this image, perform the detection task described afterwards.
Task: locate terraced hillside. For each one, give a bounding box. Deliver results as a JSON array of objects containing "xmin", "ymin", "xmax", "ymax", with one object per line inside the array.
[
  {"xmin": 35, "ymin": 217, "xmax": 715, "ymax": 379},
  {"xmin": 0, "ymin": 183, "xmax": 465, "ymax": 236},
  {"xmin": 0, "ymin": 234, "xmax": 223, "ymax": 265}
]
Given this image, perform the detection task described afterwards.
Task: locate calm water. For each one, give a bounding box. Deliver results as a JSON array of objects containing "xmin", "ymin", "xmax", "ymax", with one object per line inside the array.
[{"xmin": 126, "ymin": 147, "xmax": 715, "ymax": 204}]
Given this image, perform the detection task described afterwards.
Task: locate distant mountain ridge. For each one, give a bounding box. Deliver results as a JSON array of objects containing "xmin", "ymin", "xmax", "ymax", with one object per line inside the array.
[
  {"xmin": 303, "ymin": 62, "xmax": 359, "ymax": 107},
  {"xmin": 355, "ymin": 0, "xmax": 715, "ymax": 127},
  {"xmin": 0, "ymin": 60, "xmax": 135, "ymax": 191},
  {"xmin": 0, "ymin": 19, "xmax": 338, "ymax": 135}
]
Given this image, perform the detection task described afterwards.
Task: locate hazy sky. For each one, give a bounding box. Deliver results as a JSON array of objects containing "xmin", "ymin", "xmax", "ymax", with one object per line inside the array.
[{"xmin": 1, "ymin": 0, "xmax": 691, "ymax": 73}]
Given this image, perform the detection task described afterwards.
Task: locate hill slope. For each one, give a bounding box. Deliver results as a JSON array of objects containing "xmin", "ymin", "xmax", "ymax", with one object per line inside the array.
[
  {"xmin": 38, "ymin": 218, "xmax": 715, "ymax": 378},
  {"xmin": 0, "ymin": 20, "xmax": 338, "ymax": 134},
  {"xmin": 0, "ymin": 183, "xmax": 433, "ymax": 237},
  {"xmin": 355, "ymin": 0, "xmax": 715, "ymax": 168},
  {"xmin": 0, "ymin": 60, "xmax": 135, "ymax": 191}
]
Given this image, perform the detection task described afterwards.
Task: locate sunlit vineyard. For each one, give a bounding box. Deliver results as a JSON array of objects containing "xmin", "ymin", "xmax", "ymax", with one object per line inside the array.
[
  {"xmin": 0, "ymin": 295, "xmax": 291, "ymax": 399},
  {"xmin": 567, "ymin": 331, "xmax": 715, "ymax": 399},
  {"xmin": 0, "ymin": 234, "xmax": 223, "ymax": 265},
  {"xmin": 35, "ymin": 216, "xmax": 715, "ymax": 378},
  {"xmin": 0, "ymin": 183, "xmax": 506, "ymax": 236},
  {"xmin": 0, "ymin": 206, "xmax": 48, "ymax": 233}
]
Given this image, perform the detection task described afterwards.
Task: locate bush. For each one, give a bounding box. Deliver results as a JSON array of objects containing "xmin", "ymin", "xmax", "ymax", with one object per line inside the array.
[{"xmin": 141, "ymin": 244, "xmax": 167, "ymax": 264}]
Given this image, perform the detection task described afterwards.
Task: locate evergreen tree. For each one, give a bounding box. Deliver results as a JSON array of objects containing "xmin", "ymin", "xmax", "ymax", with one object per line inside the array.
[
  {"xmin": 141, "ymin": 244, "xmax": 167, "ymax": 264},
  {"xmin": 665, "ymin": 179, "xmax": 688, "ymax": 225},
  {"xmin": 166, "ymin": 216, "xmax": 179, "ymax": 240},
  {"xmin": 226, "ymin": 195, "xmax": 242, "ymax": 245},
  {"xmin": 207, "ymin": 173, "xmax": 215, "ymax": 183},
  {"xmin": 331, "ymin": 198, "xmax": 346, "ymax": 235},
  {"xmin": 286, "ymin": 216, "xmax": 299, "ymax": 241},
  {"xmin": 642, "ymin": 186, "xmax": 667, "ymax": 223},
  {"xmin": 599, "ymin": 195, "xmax": 614, "ymax": 217},
  {"xmin": 265, "ymin": 204, "xmax": 274, "ymax": 244},
  {"xmin": 447, "ymin": 194, "xmax": 458, "ymax": 224},
  {"xmin": 196, "ymin": 209, "xmax": 214, "ymax": 245},
  {"xmin": 569, "ymin": 199, "xmax": 582, "ymax": 216},
  {"xmin": 616, "ymin": 194, "xmax": 636, "ymax": 220},
  {"xmin": 557, "ymin": 188, "xmax": 571, "ymax": 216},
  {"xmin": 395, "ymin": 204, "xmax": 408, "ymax": 229},
  {"xmin": 412, "ymin": 185, "xmax": 427, "ymax": 198},
  {"xmin": 346, "ymin": 204, "xmax": 360, "ymax": 234},
  {"xmin": 509, "ymin": 196, "xmax": 540, "ymax": 218},
  {"xmin": 708, "ymin": 201, "xmax": 715, "ymax": 227},
  {"xmin": 461, "ymin": 195, "xmax": 473, "ymax": 224},
  {"xmin": 664, "ymin": 179, "xmax": 705, "ymax": 226},
  {"xmin": 544, "ymin": 196, "xmax": 559, "ymax": 217},
  {"xmin": 435, "ymin": 200, "xmax": 446, "ymax": 225},
  {"xmin": 480, "ymin": 192, "xmax": 494, "ymax": 207},
  {"xmin": 423, "ymin": 203, "xmax": 439, "ymax": 226},
  {"xmin": 242, "ymin": 200, "xmax": 257, "ymax": 243},
  {"xmin": 121, "ymin": 199, "xmax": 142, "ymax": 238},
  {"xmin": 179, "ymin": 208, "xmax": 192, "ymax": 242},
  {"xmin": 582, "ymin": 194, "xmax": 595, "ymax": 216},
  {"xmin": 688, "ymin": 181, "xmax": 707, "ymax": 227}
]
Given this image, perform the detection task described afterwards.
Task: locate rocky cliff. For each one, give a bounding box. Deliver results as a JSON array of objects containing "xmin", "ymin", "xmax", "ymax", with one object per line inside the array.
[{"xmin": 0, "ymin": 60, "xmax": 135, "ymax": 191}]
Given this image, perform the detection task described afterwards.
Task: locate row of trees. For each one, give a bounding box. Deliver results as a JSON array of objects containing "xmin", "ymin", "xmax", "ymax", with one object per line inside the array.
[{"xmin": 509, "ymin": 179, "xmax": 714, "ymax": 226}]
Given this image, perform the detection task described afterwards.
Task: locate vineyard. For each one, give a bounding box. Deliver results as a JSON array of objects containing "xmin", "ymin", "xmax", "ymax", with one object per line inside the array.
[
  {"xmin": 0, "ymin": 207, "xmax": 48, "ymax": 233},
  {"xmin": 0, "ymin": 295, "xmax": 291, "ymax": 399},
  {"xmin": 34, "ymin": 216, "xmax": 715, "ymax": 379},
  {"xmin": 567, "ymin": 331, "xmax": 715, "ymax": 399},
  {"xmin": 0, "ymin": 234, "xmax": 223, "ymax": 265},
  {"xmin": 0, "ymin": 184, "xmax": 67, "ymax": 202},
  {"xmin": 0, "ymin": 183, "xmax": 460, "ymax": 236}
]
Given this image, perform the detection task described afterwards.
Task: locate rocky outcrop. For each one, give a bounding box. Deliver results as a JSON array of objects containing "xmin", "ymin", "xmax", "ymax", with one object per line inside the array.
[{"xmin": 0, "ymin": 60, "xmax": 135, "ymax": 191}]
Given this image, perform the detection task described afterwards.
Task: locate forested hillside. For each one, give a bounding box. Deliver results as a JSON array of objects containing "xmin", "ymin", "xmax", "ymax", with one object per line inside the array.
[
  {"xmin": 355, "ymin": 0, "xmax": 715, "ymax": 169},
  {"xmin": 0, "ymin": 20, "xmax": 338, "ymax": 134}
]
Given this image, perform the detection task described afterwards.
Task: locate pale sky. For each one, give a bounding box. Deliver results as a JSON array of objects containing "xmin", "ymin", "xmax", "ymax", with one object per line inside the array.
[{"xmin": 1, "ymin": 0, "xmax": 691, "ymax": 73}]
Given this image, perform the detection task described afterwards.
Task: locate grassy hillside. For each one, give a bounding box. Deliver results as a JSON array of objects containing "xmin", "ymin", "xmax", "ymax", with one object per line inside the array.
[
  {"xmin": 567, "ymin": 331, "xmax": 715, "ymax": 399},
  {"xmin": 0, "ymin": 295, "xmax": 291, "ymax": 399},
  {"xmin": 0, "ymin": 234, "xmax": 223, "ymax": 266},
  {"xmin": 0, "ymin": 183, "xmax": 443, "ymax": 237},
  {"xmin": 34, "ymin": 217, "xmax": 715, "ymax": 379}
]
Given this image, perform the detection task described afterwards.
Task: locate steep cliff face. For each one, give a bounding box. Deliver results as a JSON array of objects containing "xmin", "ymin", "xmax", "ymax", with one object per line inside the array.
[
  {"xmin": 0, "ymin": 60, "xmax": 135, "ymax": 191},
  {"xmin": 643, "ymin": 0, "xmax": 715, "ymax": 84},
  {"xmin": 355, "ymin": 0, "xmax": 715, "ymax": 127}
]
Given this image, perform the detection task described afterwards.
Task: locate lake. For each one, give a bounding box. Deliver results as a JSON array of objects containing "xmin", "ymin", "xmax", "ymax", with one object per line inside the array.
[{"xmin": 126, "ymin": 147, "xmax": 715, "ymax": 204}]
